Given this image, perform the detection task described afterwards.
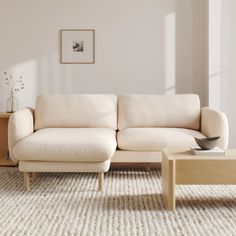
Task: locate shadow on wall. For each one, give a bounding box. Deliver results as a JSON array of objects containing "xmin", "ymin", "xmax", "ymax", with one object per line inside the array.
[
  {"xmin": 175, "ymin": 0, "xmax": 208, "ymax": 107},
  {"xmin": 208, "ymin": 0, "xmax": 236, "ymax": 147}
]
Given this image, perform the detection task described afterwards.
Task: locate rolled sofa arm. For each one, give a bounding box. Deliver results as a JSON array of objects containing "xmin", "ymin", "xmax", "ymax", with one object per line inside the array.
[
  {"xmin": 8, "ymin": 107, "xmax": 35, "ymax": 163},
  {"xmin": 201, "ymin": 107, "xmax": 229, "ymax": 149}
]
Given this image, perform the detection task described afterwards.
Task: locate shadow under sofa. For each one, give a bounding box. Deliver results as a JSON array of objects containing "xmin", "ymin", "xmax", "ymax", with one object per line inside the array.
[{"xmin": 8, "ymin": 94, "xmax": 228, "ymax": 191}]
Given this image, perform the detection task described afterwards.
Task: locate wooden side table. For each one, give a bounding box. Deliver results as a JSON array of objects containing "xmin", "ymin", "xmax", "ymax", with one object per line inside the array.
[{"xmin": 0, "ymin": 112, "xmax": 17, "ymax": 166}]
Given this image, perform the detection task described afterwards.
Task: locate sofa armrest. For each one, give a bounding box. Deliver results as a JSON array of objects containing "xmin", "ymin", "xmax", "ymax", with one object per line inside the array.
[
  {"xmin": 8, "ymin": 107, "xmax": 35, "ymax": 163},
  {"xmin": 201, "ymin": 107, "xmax": 229, "ymax": 149}
]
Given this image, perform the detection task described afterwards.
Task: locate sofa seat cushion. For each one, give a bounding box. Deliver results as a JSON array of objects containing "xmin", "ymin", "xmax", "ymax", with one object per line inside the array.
[
  {"xmin": 117, "ymin": 128, "xmax": 205, "ymax": 151},
  {"xmin": 13, "ymin": 128, "xmax": 117, "ymax": 162}
]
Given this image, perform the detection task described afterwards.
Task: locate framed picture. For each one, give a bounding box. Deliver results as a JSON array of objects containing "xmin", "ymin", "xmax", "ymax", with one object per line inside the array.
[{"xmin": 60, "ymin": 29, "xmax": 95, "ymax": 64}]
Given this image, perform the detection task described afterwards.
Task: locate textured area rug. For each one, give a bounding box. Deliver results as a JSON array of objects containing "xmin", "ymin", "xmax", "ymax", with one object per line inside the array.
[{"xmin": 1, "ymin": 168, "xmax": 236, "ymax": 236}]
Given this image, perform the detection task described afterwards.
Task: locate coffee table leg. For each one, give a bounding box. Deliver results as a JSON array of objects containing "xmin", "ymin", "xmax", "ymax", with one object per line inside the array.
[{"xmin": 162, "ymin": 154, "xmax": 176, "ymax": 210}]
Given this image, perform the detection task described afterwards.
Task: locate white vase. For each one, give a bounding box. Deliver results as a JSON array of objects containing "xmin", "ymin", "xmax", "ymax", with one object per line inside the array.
[{"xmin": 6, "ymin": 96, "xmax": 19, "ymax": 113}]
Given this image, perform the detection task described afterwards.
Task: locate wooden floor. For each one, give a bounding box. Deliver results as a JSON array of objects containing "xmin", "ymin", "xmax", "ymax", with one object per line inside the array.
[
  {"xmin": 0, "ymin": 162, "xmax": 160, "ymax": 169},
  {"xmin": 110, "ymin": 162, "xmax": 161, "ymax": 170},
  {"xmin": 0, "ymin": 159, "xmax": 18, "ymax": 167}
]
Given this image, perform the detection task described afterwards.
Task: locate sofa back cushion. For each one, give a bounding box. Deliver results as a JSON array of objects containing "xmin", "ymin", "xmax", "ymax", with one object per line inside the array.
[
  {"xmin": 35, "ymin": 94, "xmax": 117, "ymax": 130},
  {"xmin": 118, "ymin": 94, "xmax": 201, "ymax": 130}
]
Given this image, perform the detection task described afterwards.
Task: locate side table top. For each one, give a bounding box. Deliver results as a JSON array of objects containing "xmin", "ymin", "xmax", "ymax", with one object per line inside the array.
[
  {"xmin": 0, "ymin": 112, "xmax": 12, "ymax": 118},
  {"xmin": 162, "ymin": 148, "xmax": 236, "ymax": 160}
]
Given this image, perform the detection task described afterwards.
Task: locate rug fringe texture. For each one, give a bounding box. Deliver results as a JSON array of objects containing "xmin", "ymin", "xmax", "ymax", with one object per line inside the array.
[{"xmin": 1, "ymin": 167, "xmax": 236, "ymax": 236}]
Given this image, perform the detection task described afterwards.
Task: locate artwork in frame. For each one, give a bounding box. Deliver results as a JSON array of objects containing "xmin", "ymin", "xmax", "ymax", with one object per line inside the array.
[{"xmin": 60, "ymin": 29, "xmax": 95, "ymax": 64}]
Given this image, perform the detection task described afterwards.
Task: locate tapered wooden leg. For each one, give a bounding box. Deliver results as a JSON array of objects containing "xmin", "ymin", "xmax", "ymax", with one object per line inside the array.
[
  {"xmin": 24, "ymin": 172, "xmax": 30, "ymax": 191},
  {"xmin": 98, "ymin": 172, "xmax": 104, "ymax": 192},
  {"xmin": 32, "ymin": 172, "xmax": 37, "ymax": 181}
]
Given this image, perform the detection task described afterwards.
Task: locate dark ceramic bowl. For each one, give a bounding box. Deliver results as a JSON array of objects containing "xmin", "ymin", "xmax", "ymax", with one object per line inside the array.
[{"xmin": 194, "ymin": 136, "xmax": 220, "ymax": 150}]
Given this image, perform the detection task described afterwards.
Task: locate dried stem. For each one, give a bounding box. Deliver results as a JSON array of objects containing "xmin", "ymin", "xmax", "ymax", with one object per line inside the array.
[{"xmin": 1, "ymin": 72, "xmax": 25, "ymax": 96}]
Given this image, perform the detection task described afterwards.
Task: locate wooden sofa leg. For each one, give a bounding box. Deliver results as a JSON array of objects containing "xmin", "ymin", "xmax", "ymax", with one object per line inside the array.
[
  {"xmin": 32, "ymin": 172, "xmax": 37, "ymax": 181},
  {"xmin": 24, "ymin": 172, "xmax": 30, "ymax": 191},
  {"xmin": 98, "ymin": 172, "xmax": 104, "ymax": 192}
]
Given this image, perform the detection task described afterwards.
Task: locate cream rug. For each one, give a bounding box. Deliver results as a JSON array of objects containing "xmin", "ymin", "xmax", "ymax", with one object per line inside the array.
[{"xmin": 1, "ymin": 167, "xmax": 236, "ymax": 236}]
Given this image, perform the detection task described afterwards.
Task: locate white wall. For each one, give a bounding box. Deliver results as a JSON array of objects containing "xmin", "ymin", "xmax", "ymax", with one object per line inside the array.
[
  {"xmin": 208, "ymin": 0, "xmax": 236, "ymax": 147},
  {"xmin": 175, "ymin": 0, "xmax": 208, "ymax": 106},
  {"xmin": 0, "ymin": 0, "xmax": 207, "ymax": 110}
]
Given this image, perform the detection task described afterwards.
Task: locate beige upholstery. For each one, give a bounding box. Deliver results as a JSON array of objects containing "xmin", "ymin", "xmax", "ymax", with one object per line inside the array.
[
  {"xmin": 35, "ymin": 94, "xmax": 117, "ymax": 130},
  {"xmin": 201, "ymin": 107, "xmax": 229, "ymax": 149},
  {"xmin": 117, "ymin": 128, "xmax": 205, "ymax": 151},
  {"xmin": 7, "ymin": 94, "xmax": 229, "ymax": 192},
  {"xmin": 118, "ymin": 94, "xmax": 201, "ymax": 130},
  {"xmin": 14, "ymin": 128, "xmax": 117, "ymax": 162},
  {"xmin": 8, "ymin": 108, "xmax": 34, "ymax": 163},
  {"xmin": 8, "ymin": 95, "xmax": 118, "ymax": 191},
  {"xmin": 19, "ymin": 160, "xmax": 111, "ymax": 173}
]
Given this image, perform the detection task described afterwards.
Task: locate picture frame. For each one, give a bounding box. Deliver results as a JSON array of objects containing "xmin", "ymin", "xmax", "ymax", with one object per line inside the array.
[{"xmin": 60, "ymin": 29, "xmax": 95, "ymax": 64}]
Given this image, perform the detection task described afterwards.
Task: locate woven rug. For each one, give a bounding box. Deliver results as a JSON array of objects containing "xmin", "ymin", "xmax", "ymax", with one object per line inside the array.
[{"xmin": 1, "ymin": 168, "xmax": 236, "ymax": 236}]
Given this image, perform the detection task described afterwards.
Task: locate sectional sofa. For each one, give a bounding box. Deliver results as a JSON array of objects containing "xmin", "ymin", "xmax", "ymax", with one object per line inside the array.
[{"xmin": 8, "ymin": 94, "xmax": 228, "ymax": 191}]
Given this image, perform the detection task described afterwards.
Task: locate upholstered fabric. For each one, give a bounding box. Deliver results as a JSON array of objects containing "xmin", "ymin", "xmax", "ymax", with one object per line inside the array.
[
  {"xmin": 8, "ymin": 95, "xmax": 229, "ymax": 170},
  {"xmin": 19, "ymin": 160, "xmax": 111, "ymax": 172},
  {"xmin": 8, "ymin": 108, "xmax": 34, "ymax": 163},
  {"xmin": 14, "ymin": 128, "xmax": 117, "ymax": 162},
  {"xmin": 112, "ymin": 150, "xmax": 161, "ymax": 163},
  {"xmin": 35, "ymin": 94, "xmax": 117, "ymax": 130},
  {"xmin": 118, "ymin": 94, "xmax": 201, "ymax": 130},
  {"xmin": 201, "ymin": 107, "xmax": 229, "ymax": 149},
  {"xmin": 117, "ymin": 128, "xmax": 205, "ymax": 151}
]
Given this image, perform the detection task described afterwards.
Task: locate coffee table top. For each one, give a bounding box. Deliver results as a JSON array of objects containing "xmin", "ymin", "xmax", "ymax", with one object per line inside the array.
[{"xmin": 162, "ymin": 149, "xmax": 236, "ymax": 160}]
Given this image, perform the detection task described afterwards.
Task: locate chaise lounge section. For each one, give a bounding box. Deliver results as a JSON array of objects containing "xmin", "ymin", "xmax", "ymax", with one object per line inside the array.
[{"xmin": 8, "ymin": 94, "xmax": 117, "ymax": 191}]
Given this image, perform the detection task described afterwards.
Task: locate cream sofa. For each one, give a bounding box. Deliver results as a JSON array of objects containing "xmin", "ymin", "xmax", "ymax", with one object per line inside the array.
[{"xmin": 8, "ymin": 94, "xmax": 228, "ymax": 191}]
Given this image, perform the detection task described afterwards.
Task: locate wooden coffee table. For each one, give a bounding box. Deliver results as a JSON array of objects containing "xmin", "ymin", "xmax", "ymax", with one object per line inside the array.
[{"xmin": 162, "ymin": 149, "xmax": 236, "ymax": 210}]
